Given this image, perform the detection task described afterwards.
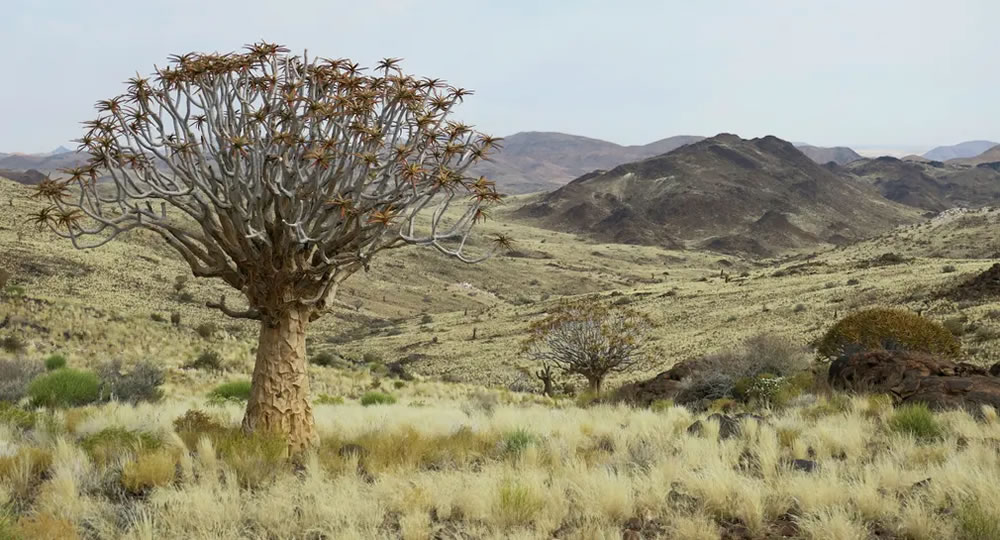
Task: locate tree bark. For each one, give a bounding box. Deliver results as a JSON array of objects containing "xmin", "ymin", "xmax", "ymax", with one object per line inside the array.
[
  {"xmin": 243, "ymin": 306, "xmax": 316, "ymax": 454},
  {"xmin": 586, "ymin": 375, "xmax": 602, "ymax": 395}
]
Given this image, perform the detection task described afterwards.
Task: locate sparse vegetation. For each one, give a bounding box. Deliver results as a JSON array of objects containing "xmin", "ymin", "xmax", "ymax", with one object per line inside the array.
[
  {"xmin": 209, "ymin": 380, "xmax": 252, "ymax": 402},
  {"xmin": 360, "ymin": 391, "xmax": 396, "ymax": 406}
]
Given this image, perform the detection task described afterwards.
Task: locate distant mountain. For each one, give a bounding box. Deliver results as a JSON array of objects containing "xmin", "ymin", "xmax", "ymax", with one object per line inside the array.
[
  {"xmin": 469, "ymin": 132, "xmax": 704, "ymax": 194},
  {"xmin": 514, "ymin": 133, "xmax": 919, "ymax": 256},
  {"xmin": 0, "ymin": 151, "xmax": 88, "ymax": 170},
  {"xmin": 923, "ymin": 140, "xmax": 999, "ymax": 161},
  {"xmin": 947, "ymin": 144, "xmax": 1000, "ymax": 166},
  {"xmin": 794, "ymin": 144, "xmax": 863, "ymax": 166},
  {"xmin": 48, "ymin": 146, "xmax": 72, "ymax": 156}
]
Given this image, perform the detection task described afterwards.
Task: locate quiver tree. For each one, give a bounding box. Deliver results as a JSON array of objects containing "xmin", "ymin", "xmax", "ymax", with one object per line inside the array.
[
  {"xmin": 524, "ymin": 300, "xmax": 652, "ymax": 393},
  {"xmin": 30, "ymin": 42, "xmax": 509, "ymax": 452}
]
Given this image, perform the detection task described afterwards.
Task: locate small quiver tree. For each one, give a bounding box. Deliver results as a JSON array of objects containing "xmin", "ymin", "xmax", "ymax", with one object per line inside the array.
[
  {"xmin": 524, "ymin": 300, "xmax": 652, "ymax": 394},
  {"xmin": 30, "ymin": 42, "xmax": 509, "ymax": 453}
]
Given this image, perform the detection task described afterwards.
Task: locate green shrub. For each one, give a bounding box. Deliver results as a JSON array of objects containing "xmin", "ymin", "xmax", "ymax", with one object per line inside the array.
[
  {"xmin": 942, "ymin": 264, "xmax": 957, "ymax": 273},
  {"xmin": 96, "ymin": 360, "xmax": 164, "ymax": 404},
  {"xmin": 0, "ymin": 404, "xmax": 37, "ymax": 430},
  {"xmin": 889, "ymin": 403, "xmax": 942, "ymax": 441},
  {"xmin": 943, "ymin": 317, "xmax": 967, "ymax": 336},
  {"xmin": 360, "ymin": 391, "xmax": 396, "ymax": 406},
  {"xmin": 43, "ymin": 355, "xmax": 66, "ymax": 371},
  {"xmin": 393, "ymin": 380, "xmax": 405, "ymax": 389},
  {"xmin": 500, "ymin": 428, "xmax": 536, "ymax": 456},
  {"xmin": 362, "ymin": 351, "xmax": 383, "ymax": 364},
  {"xmin": 314, "ymin": 394, "xmax": 344, "ymax": 405},
  {"xmin": 0, "ymin": 359, "xmax": 43, "ymax": 404},
  {"xmin": 172, "ymin": 409, "xmax": 227, "ymax": 450},
  {"xmin": 80, "ymin": 427, "xmax": 163, "ymax": 467},
  {"xmin": 27, "ymin": 369, "xmax": 100, "ymax": 408},
  {"xmin": 184, "ymin": 350, "xmax": 223, "ymax": 371},
  {"xmin": 956, "ymin": 500, "xmax": 1000, "ymax": 540},
  {"xmin": 818, "ymin": 308, "xmax": 960, "ymax": 359},
  {"xmin": 208, "ymin": 380, "xmax": 252, "ymax": 402}
]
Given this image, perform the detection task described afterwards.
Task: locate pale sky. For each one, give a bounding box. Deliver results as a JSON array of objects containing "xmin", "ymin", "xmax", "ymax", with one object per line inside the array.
[{"xmin": 2, "ymin": 0, "xmax": 998, "ymax": 153}]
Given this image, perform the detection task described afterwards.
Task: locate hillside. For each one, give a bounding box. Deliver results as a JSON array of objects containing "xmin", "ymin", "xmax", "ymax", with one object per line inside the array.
[
  {"xmin": 469, "ymin": 132, "xmax": 704, "ymax": 194},
  {"xmin": 794, "ymin": 144, "xmax": 863, "ymax": 165},
  {"xmin": 845, "ymin": 156, "xmax": 1000, "ymax": 211},
  {"xmin": 0, "ymin": 150, "xmax": 88, "ymax": 170},
  {"xmin": 948, "ymin": 144, "xmax": 1000, "ymax": 166},
  {"xmin": 514, "ymin": 134, "xmax": 920, "ymax": 256},
  {"xmin": 923, "ymin": 140, "xmax": 999, "ymax": 161}
]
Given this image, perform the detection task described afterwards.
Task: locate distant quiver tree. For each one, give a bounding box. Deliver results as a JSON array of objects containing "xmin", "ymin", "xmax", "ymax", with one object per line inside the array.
[
  {"xmin": 31, "ymin": 42, "xmax": 509, "ymax": 452},
  {"xmin": 524, "ymin": 300, "xmax": 652, "ymax": 394}
]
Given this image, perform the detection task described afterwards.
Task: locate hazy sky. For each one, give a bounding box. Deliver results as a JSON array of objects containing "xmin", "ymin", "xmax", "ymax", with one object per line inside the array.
[{"xmin": 2, "ymin": 0, "xmax": 998, "ymax": 153}]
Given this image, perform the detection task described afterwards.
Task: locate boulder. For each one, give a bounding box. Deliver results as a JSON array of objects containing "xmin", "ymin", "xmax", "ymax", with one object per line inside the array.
[
  {"xmin": 829, "ymin": 349, "xmax": 1000, "ymax": 413},
  {"xmin": 610, "ymin": 371, "xmax": 684, "ymax": 407}
]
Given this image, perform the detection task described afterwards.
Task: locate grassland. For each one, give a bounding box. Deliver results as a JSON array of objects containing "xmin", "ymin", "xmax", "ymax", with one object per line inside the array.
[{"xmin": 2, "ymin": 176, "xmax": 1000, "ymax": 539}]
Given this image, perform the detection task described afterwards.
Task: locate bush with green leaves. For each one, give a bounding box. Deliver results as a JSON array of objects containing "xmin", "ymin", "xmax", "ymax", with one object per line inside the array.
[
  {"xmin": 888, "ymin": 403, "xmax": 942, "ymax": 441},
  {"xmin": 818, "ymin": 308, "xmax": 960, "ymax": 359},
  {"xmin": 195, "ymin": 322, "xmax": 218, "ymax": 339},
  {"xmin": 96, "ymin": 360, "xmax": 165, "ymax": 404},
  {"xmin": 309, "ymin": 351, "xmax": 342, "ymax": 368},
  {"xmin": 0, "ymin": 358, "xmax": 43, "ymax": 404},
  {"xmin": 209, "ymin": 380, "xmax": 252, "ymax": 402},
  {"xmin": 500, "ymin": 428, "xmax": 536, "ymax": 456},
  {"xmin": 360, "ymin": 391, "xmax": 396, "ymax": 406},
  {"xmin": 27, "ymin": 368, "xmax": 101, "ymax": 408},
  {"xmin": 44, "ymin": 354, "xmax": 67, "ymax": 371}
]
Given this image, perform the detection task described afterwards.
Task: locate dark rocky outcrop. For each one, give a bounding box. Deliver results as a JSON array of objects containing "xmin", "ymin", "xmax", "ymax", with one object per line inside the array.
[{"xmin": 829, "ymin": 349, "xmax": 1000, "ymax": 413}]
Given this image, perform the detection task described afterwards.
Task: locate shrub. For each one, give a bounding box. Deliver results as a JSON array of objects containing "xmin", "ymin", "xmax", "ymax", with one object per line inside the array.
[
  {"xmin": 121, "ymin": 449, "xmax": 177, "ymax": 493},
  {"xmin": 96, "ymin": 360, "xmax": 165, "ymax": 404},
  {"xmin": 214, "ymin": 428, "xmax": 287, "ymax": 488},
  {"xmin": 419, "ymin": 313, "xmax": 433, "ymax": 325},
  {"xmin": 170, "ymin": 312, "xmax": 181, "ymax": 326},
  {"xmin": 889, "ymin": 403, "xmax": 942, "ymax": 441},
  {"xmin": 942, "ymin": 264, "xmax": 958, "ymax": 273},
  {"xmin": 360, "ymin": 391, "xmax": 396, "ymax": 406},
  {"xmin": 150, "ymin": 313, "xmax": 167, "ymax": 323},
  {"xmin": 43, "ymin": 354, "xmax": 66, "ymax": 371},
  {"xmin": 500, "ymin": 428, "xmax": 536, "ymax": 456},
  {"xmin": 14, "ymin": 514, "xmax": 78, "ymax": 540},
  {"xmin": 0, "ymin": 403, "xmax": 37, "ymax": 430},
  {"xmin": 309, "ymin": 351, "xmax": 339, "ymax": 367},
  {"xmin": 0, "ymin": 336, "xmax": 25, "ymax": 355},
  {"xmin": 393, "ymin": 380, "xmax": 405, "ymax": 389},
  {"xmin": 496, "ymin": 478, "xmax": 544, "ymax": 528},
  {"xmin": 81, "ymin": 428, "xmax": 163, "ymax": 467},
  {"xmin": 0, "ymin": 359, "xmax": 43, "ymax": 403},
  {"xmin": 314, "ymin": 394, "xmax": 344, "ymax": 405},
  {"xmin": 184, "ymin": 350, "xmax": 223, "ymax": 371},
  {"xmin": 208, "ymin": 380, "xmax": 251, "ymax": 402},
  {"xmin": 27, "ymin": 369, "xmax": 100, "ymax": 408},
  {"xmin": 678, "ymin": 334, "xmax": 810, "ymax": 406},
  {"xmin": 818, "ymin": 308, "xmax": 960, "ymax": 359},
  {"xmin": 195, "ymin": 322, "xmax": 217, "ymax": 339},
  {"xmin": 172, "ymin": 409, "xmax": 227, "ymax": 450},
  {"xmin": 363, "ymin": 351, "xmax": 383, "ymax": 364}
]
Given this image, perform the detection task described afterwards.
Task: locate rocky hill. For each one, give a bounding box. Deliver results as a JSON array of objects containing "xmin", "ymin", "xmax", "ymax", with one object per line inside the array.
[
  {"xmin": 844, "ymin": 156, "xmax": 1000, "ymax": 211},
  {"xmin": 0, "ymin": 169, "xmax": 46, "ymax": 185},
  {"xmin": 515, "ymin": 134, "xmax": 920, "ymax": 256},
  {"xmin": 947, "ymin": 144, "xmax": 1000, "ymax": 166},
  {"xmin": 0, "ymin": 150, "xmax": 88, "ymax": 170}
]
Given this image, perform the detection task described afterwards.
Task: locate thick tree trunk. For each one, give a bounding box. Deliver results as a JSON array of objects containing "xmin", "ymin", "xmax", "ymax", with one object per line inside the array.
[
  {"xmin": 243, "ymin": 306, "xmax": 316, "ymax": 454},
  {"xmin": 586, "ymin": 376, "xmax": 602, "ymax": 395}
]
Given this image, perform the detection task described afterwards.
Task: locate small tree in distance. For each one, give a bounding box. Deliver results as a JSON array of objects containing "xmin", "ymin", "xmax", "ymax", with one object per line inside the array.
[
  {"xmin": 30, "ymin": 42, "xmax": 509, "ymax": 452},
  {"xmin": 524, "ymin": 300, "xmax": 652, "ymax": 394}
]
